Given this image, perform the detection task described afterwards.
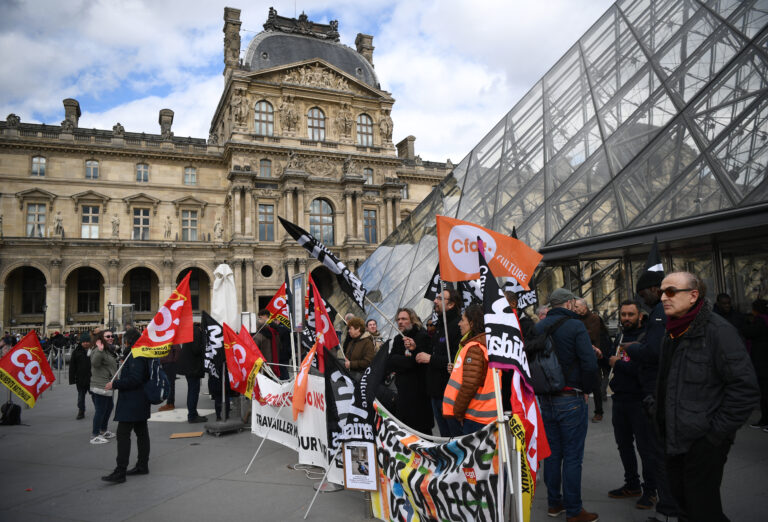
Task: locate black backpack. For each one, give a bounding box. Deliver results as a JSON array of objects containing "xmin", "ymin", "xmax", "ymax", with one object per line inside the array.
[
  {"xmin": 1, "ymin": 400, "xmax": 22, "ymax": 425},
  {"xmin": 524, "ymin": 317, "xmax": 572, "ymax": 394}
]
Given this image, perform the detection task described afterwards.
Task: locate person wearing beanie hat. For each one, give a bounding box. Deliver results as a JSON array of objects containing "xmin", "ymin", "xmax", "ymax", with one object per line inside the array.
[{"xmin": 69, "ymin": 331, "xmax": 93, "ymax": 419}]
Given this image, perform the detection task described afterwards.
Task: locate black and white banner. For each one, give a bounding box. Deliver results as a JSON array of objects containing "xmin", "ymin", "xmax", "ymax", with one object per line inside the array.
[
  {"xmin": 458, "ymin": 278, "xmax": 483, "ymax": 311},
  {"xmin": 324, "ymin": 348, "xmax": 375, "ymax": 451},
  {"xmin": 279, "ymin": 216, "xmax": 367, "ymax": 311},
  {"xmin": 423, "ymin": 263, "xmax": 442, "ymax": 301},
  {"xmin": 202, "ymin": 311, "xmax": 224, "ymax": 379},
  {"xmin": 504, "ymin": 277, "xmax": 538, "ymax": 310}
]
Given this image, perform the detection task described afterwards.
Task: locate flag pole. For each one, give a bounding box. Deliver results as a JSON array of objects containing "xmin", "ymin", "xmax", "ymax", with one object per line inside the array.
[
  {"xmin": 363, "ymin": 296, "xmax": 399, "ymax": 334},
  {"xmin": 438, "ymin": 280, "xmax": 452, "ymax": 362},
  {"xmin": 491, "ymin": 368, "xmax": 515, "ymax": 516},
  {"xmin": 244, "ymin": 399, "xmax": 288, "ymax": 474},
  {"xmin": 303, "ymin": 445, "xmax": 343, "ymax": 520}
]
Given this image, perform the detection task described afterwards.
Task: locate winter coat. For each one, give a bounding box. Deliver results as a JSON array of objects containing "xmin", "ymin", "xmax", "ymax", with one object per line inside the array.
[
  {"xmin": 534, "ymin": 307, "xmax": 598, "ymax": 393},
  {"xmin": 444, "ymin": 333, "xmax": 495, "ymax": 424},
  {"xmin": 387, "ymin": 325, "xmax": 433, "ymax": 434},
  {"xmin": 624, "ymin": 300, "xmax": 666, "ymax": 397},
  {"xmin": 345, "ymin": 331, "xmax": 375, "ymax": 374},
  {"xmin": 743, "ymin": 314, "xmax": 768, "ymax": 379},
  {"xmin": 113, "ymin": 355, "xmax": 151, "ymax": 422},
  {"xmin": 608, "ymin": 325, "xmax": 646, "ymax": 401},
  {"xmin": 68, "ymin": 344, "xmax": 91, "ymax": 390},
  {"xmin": 90, "ymin": 346, "xmax": 118, "ymax": 390},
  {"xmin": 656, "ymin": 300, "xmax": 759, "ymax": 455},
  {"xmin": 177, "ymin": 327, "xmax": 205, "ymax": 378},
  {"xmin": 426, "ymin": 307, "xmax": 461, "ymax": 398}
]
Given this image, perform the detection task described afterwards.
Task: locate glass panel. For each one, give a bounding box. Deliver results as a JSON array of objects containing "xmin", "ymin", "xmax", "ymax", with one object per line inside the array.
[
  {"xmin": 546, "ymin": 119, "xmax": 603, "ymax": 190},
  {"xmin": 711, "ymin": 96, "xmax": 768, "ymax": 198},
  {"xmin": 598, "ymin": 66, "xmax": 665, "ymax": 136},
  {"xmin": 555, "ymin": 184, "xmax": 623, "ymax": 242},
  {"xmin": 623, "ymin": 0, "xmax": 701, "ymax": 55},
  {"xmin": 705, "ymin": 0, "xmax": 768, "ymax": 39},
  {"xmin": 688, "ymin": 48, "xmax": 768, "ymax": 143}
]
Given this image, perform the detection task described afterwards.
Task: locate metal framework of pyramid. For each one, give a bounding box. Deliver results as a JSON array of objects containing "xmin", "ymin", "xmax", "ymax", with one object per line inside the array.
[{"xmin": 352, "ymin": 0, "xmax": 768, "ymax": 332}]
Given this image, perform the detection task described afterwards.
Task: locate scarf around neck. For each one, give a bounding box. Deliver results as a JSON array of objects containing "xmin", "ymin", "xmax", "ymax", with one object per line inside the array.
[{"xmin": 666, "ymin": 298, "xmax": 704, "ymax": 338}]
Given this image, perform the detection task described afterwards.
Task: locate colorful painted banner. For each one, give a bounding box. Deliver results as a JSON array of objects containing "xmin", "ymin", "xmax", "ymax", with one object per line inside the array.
[
  {"xmin": 371, "ymin": 404, "xmax": 500, "ymax": 522},
  {"xmin": 0, "ymin": 331, "xmax": 55, "ymax": 407},
  {"xmin": 131, "ymin": 271, "xmax": 194, "ymax": 358}
]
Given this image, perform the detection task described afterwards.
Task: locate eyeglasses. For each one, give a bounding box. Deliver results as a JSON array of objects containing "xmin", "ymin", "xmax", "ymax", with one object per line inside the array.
[
  {"xmin": 104, "ymin": 335, "xmax": 114, "ymax": 339},
  {"xmin": 661, "ymin": 287, "xmax": 695, "ymax": 297}
]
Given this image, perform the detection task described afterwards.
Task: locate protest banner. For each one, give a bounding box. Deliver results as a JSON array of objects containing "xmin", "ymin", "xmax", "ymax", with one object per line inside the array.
[
  {"xmin": 436, "ymin": 215, "xmax": 542, "ymax": 289},
  {"xmin": 265, "ymin": 283, "xmax": 291, "ymax": 329},
  {"xmin": 222, "ymin": 323, "xmax": 264, "ymax": 399},
  {"xmin": 0, "ymin": 331, "xmax": 55, "ymax": 407},
  {"xmin": 251, "ymin": 373, "xmax": 298, "ymax": 450},
  {"xmin": 370, "ymin": 404, "xmax": 501, "ymax": 521},
  {"xmin": 132, "ymin": 271, "xmax": 193, "ymax": 358}
]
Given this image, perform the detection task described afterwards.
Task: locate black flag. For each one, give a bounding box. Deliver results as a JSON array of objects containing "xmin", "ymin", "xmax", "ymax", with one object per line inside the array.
[
  {"xmin": 423, "ymin": 263, "xmax": 442, "ymax": 301},
  {"xmin": 201, "ymin": 311, "xmax": 224, "ymax": 379},
  {"xmin": 279, "ymin": 217, "xmax": 367, "ymax": 311},
  {"xmin": 457, "ymin": 278, "xmax": 483, "ymax": 310},
  {"xmin": 645, "ymin": 236, "xmax": 664, "ymax": 274},
  {"xmin": 478, "ymin": 239, "xmax": 529, "ymax": 375},
  {"xmin": 506, "ymin": 226, "xmax": 538, "ymax": 309}
]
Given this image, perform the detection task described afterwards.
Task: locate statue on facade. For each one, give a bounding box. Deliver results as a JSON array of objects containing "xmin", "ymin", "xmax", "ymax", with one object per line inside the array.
[
  {"xmin": 160, "ymin": 121, "xmax": 173, "ymax": 140},
  {"xmin": 213, "ymin": 216, "xmax": 223, "ymax": 241},
  {"xmin": 60, "ymin": 118, "xmax": 74, "ymax": 133},
  {"xmin": 111, "ymin": 214, "xmax": 120, "ymax": 238},
  {"xmin": 335, "ymin": 103, "xmax": 354, "ymax": 138},
  {"xmin": 379, "ymin": 109, "xmax": 393, "ymax": 142},
  {"xmin": 208, "ymin": 131, "xmax": 218, "ymax": 145},
  {"xmin": 53, "ymin": 211, "xmax": 64, "ymax": 237},
  {"xmin": 112, "ymin": 122, "xmax": 125, "ymax": 137},
  {"xmin": 342, "ymin": 154, "xmax": 357, "ymax": 175},
  {"xmin": 164, "ymin": 215, "xmax": 172, "ymax": 240},
  {"xmin": 285, "ymin": 150, "xmax": 303, "ymax": 170},
  {"xmin": 6, "ymin": 114, "xmax": 20, "ymax": 128},
  {"xmin": 231, "ymin": 88, "xmax": 249, "ymax": 126},
  {"xmin": 278, "ymin": 94, "xmax": 299, "ymax": 132}
]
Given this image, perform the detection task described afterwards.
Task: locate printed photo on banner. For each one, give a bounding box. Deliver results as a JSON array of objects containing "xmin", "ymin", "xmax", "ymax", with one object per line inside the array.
[{"xmin": 343, "ymin": 441, "xmax": 378, "ymax": 491}]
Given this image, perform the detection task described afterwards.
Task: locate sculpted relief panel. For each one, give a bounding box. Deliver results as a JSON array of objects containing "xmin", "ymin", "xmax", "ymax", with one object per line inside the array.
[{"xmin": 283, "ymin": 64, "xmax": 350, "ymax": 92}]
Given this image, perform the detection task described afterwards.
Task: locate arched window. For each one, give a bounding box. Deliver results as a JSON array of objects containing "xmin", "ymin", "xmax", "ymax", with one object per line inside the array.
[
  {"xmin": 309, "ymin": 198, "xmax": 334, "ymax": 245},
  {"xmin": 254, "ymin": 100, "xmax": 274, "ymax": 136},
  {"xmin": 356, "ymin": 114, "xmax": 373, "ymax": 146},
  {"xmin": 307, "ymin": 107, "xmax": 325, "ymax": 141},
  {"xmin": 85, "ymin": 160, "xmax": 99, "ymax": 179}
]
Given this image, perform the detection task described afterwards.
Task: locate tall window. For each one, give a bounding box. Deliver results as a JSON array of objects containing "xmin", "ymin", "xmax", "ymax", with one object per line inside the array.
[
  {"xmin": 21, "ymin": 269, "xmax": 45, "ymax": 314},
  {"xmin": 85, "ymin": 160, "xmax": 99, "ymax": 179},
  {"xmin": 363, "ymin": 168, "xmax": 374, "ymax": 184},
  {"xmin": 356, "ymin": 114, "xmax": 374, "ymax": 146},
  {"xmin": 81, "ymin": 205, "xmax": 99, "ymax": 239},
  {"xmin": 401, "ymin": 183, "xmax": 409, "ymax": 200},
  {"xmin": 77, "ymin": 270, "xmax": 100, "ymax": 313},
  {"xmin": 307, "ymin": 107, "xmax": 325, "ymax": 141},
  {"xmin": 259, "ymin": 159, "xmax": 272, "ymax": 178},
  {"xmin": 31, "ymin": 156, "xmax": 46, "ymax": 177},
  {"xmin": 26, "ymin": 203, "xmax": 46, "ymax": 237},
  {"xmin": 184, "ymin": 167, "xmax": 197, "ymax": 185},
  {"xmin": 136, "ymin": 163, "xmax": 149, "ymax": 183},
  {"xmin": 258, "ymin": 204, "xmax": 274, "ymax": 241},
  {"xmin": 309, "ymin": 199, "xmax": 334, "ymax": 245},
  {"xmin": 130, "ymin": 268, "xmax": 152, "ymax": 312},
  {"xmin": 181, "ymin": 210, "xmax": 198, "ymax": 241},
  {"xmin": 254, "ymin": 100, "xmax": 274, "ymax": 136},
  {"xmin": 363, "ymin": 209, "xmax": 377, "ymax": 244},
  {"xmin": 132, "ymin": 208, "xmax": 150, "ymax": 240}
]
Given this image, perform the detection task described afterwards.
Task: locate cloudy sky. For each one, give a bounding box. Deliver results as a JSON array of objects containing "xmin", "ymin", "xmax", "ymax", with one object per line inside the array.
[{"xmin": 0, "ymin": 0, "xmax": 614, "ymax": 162}]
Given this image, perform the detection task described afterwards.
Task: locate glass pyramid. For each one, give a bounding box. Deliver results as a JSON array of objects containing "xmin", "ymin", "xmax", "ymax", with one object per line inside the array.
[{"xmin": 349, "ymin": 0, "xmax": 768, "ymax": 333}]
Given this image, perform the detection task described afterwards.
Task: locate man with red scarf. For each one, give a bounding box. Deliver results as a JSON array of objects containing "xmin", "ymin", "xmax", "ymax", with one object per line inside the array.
[{"xmin": 656, "ymin": 271, "xmax": 758, "ymax": 522}]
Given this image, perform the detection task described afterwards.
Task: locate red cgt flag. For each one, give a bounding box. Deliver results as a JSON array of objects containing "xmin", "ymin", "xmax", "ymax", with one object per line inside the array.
[
  {"xmin": 0, "ymin": 331, "xmax": 55, "ymax": 407},
  {"xmin": 266, "ymin": 282, "xmax": 291, "ymax": 329},
  {"xmin": 310, "ymin": 277, "xmax": 340, "ymax": 373},
  {"xmin": 222, "ymin": 323, "xmax": 264, "ymax": 400},
  {"xmin": 132, "ymin": 271, "xmax": 194, "ymax": 358}
]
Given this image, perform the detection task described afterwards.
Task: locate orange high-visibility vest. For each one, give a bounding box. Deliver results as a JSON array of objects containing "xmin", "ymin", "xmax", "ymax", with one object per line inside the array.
[{"xmin": 442, "ymin": 340, "xmax": 497, "ymax": 425}]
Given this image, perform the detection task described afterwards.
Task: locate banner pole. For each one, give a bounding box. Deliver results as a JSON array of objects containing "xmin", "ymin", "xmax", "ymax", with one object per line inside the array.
[
  {"xmin": 303, "ymin": 445, "xmax": 343, "ymax": 520},
  {"xmin": 289, "ymin": 305, "xmax": 299, "ymax": 376},
  {"xmin": 491, "ymin": 368, "xmax": 515, "ymax": 519},
  {"xmin": 438, "ymin": 281, "xmax": 452, "ymax": 362},
  {"xmin": 244, "ymin": 398, "xmax": 289, "ymax": 474},
  {"xmin": 222, "ymin": 358, "xmax": 228, "ymax": 421},
  {"xmin": 363, "ymin": 296, "xmax": 398, "ymax": 333}
]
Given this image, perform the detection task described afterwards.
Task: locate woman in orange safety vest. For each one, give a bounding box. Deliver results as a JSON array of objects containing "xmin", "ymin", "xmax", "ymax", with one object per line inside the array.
[{"xmin": 442, "ymin": 304, "xmax": 496, "ymax": 435}]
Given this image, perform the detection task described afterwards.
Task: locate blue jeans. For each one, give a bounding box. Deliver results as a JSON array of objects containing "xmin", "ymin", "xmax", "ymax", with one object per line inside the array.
[
  {"xmin": 431, "ymin": 397, "xmax": 450, "ymax": 437},
  {"xmin": 186, "ymin": 375, "xmax": 201, "ymax": 421},
  {"xmin": 91, "ymin": 393, "xmax": 114, "ymax": 437},
  {"xmin": 540, "ymin": 394, "xmax": 588, "ymax": 517}
]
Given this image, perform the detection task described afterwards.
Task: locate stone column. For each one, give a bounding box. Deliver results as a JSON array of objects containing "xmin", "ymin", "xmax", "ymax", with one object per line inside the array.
[
  {"xmin": 233, "ymin": 189, "xmax": 242, "ymax": 236},
  {"xmin": 230, "ymin": 260, "xmax": 243, "ymax": 314},
  {"xmin": 345, "ymin": 191, "xmax": 353, "ymax": 241},
  {"xmin": 297, "ymin": 189, "xmax": 305, "ymax": 228},
  {"xmin": 244, "ymin": 259, "xmax": 255, "ymax": 313},
  {"xmin": 244, "ymin": 188, "xmax": 253, "ymax": 237},
  {"xmin": 383, "ymin": 197, "xmax": 391, "ymax": 237},
  {"xmin": 161, "ymin": 259, "xmax": 174, "ymax": 302},
  {"xmin": 393, "ymin": 197, "xmax": 401, "ymax": 229},
  {"xmin": 48, "ymin": 258, "xmax": 64, "ymax": 330},
  {"xmin": 105, "ymin": 258, "xmax": 121, "ymax": 325},
  {"xmin": 355, "ymin": 190, "xmax": 363, "ymax": 239},
  {"xmin": 285, "ymin": 188, "xmax": 294, "ymax": 223}
]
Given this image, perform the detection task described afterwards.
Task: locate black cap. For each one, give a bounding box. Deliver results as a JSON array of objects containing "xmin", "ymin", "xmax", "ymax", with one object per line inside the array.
[{"xmin": 636, "ymin": 271, "xmax": 664, "ymax": 292}]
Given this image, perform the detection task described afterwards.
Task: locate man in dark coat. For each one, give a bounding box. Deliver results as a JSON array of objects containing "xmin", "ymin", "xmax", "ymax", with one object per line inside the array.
[
  {"xmin": 176, "ymin": 324, "xmax": 207, "ymax": 423},
  {"xmin": 387, "ymin": 308, "xmax": 433, "ymax": 434},
  {"xmin": 415, "ymin": 288, "xmax": 461, "ymax": 437},
  {"xmin": 68, "ymin": 331, "xmax": 92, "ymax": 419},
  {"xmin": 102, "ymin": 328, "xmax": 151, "ymax": 484},
  {"xmin": 656, "ymin": 272, "xmax": 758, "ymax": 521}
]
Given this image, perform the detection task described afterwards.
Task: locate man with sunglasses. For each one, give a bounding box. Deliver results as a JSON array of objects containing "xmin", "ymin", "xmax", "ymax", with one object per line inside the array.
[{"xmin": 655, "ymin": 271, "xmax": 758, "ymax": 522}]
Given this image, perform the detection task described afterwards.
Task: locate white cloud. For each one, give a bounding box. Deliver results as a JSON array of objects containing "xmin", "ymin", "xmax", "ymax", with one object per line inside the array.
[{"xmin": 0, "ymin": 0, "xmax": 614, "ymax": 159}]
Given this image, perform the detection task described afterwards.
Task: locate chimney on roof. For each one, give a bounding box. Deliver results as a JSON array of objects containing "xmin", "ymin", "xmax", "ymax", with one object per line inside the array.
[
  {"xmin": 223, "ymin": 7, "xmax": 242, "ymax": 72},
  {"xmin": 355, "ymin": 33, "xmax": 374, "ymax": 65},
  {"xmin": 159, "ymin": 109, "xmax": 174, "ymax": 139},
  {"xmin": 63, "ymin": 99, "xmax": 81, "ymax": 128},
  {"xmin": 396, "ymin": 136, "xmax": 416, "ymax": 161}
]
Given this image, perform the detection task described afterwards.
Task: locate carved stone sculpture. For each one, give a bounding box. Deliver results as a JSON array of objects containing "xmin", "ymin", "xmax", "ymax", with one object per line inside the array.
[
  {"xmin": 284, "ymin": 65, "xmax": 349, "ymax": 91},
  {"xmin": 305, "ymin": 157, "xmax": 336, "ymax": 177},
  {"xmin": 112, "ymin": 122, "xmax": 125, "ymax": 137},
  {"xmin": 53, "ymin": 211, "xmax": 64, "ymax": 237},
  {"xmin": 111, "ymin": 214, "xmax": 120, "ymax": 238},
  {"xmin": 379, "ymin": 110, "xmax": 393, "ymax": 142},
  {"xmin": 285, "ymin": 151, "xmax": 304, "ymax": 170},
  {"xmin": 213, "ymin": 217, "xmax": 223, "ymax": 241},
  {"xmin": 231, "ymin": 88, "xmax": 249, "ymax": 127},
  {"xmin": 342, "ymin": 155, "xmax": 357, "ymax": 175},
  {"xmin": 60, "ymin": 118, "xmax": 74, "ymax": 133},
  {"xmin": 164, "ymin": 215, "xmax": 172, "ymax": 240},
  {"xmin": 335, "ymin": 103, "xmax": 354, "ymax": 138},
  {"xmin": 6, "ymin": 114, "xmax": 20, "ymax": 128},
  {"xmin": 208, "ymin": 132, "xmax": 218, "ymax": 145},
  {"xmin": 278, "ymin": 95, "xmax": 299, "ymax": 132}
]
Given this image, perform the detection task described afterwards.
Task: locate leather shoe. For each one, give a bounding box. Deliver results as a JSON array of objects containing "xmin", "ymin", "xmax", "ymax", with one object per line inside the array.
[
  {"xmin": 591, "ymin": 414, "xmax": 603, "ymax": 422},
  {"xmin": 158, "ymin": 403, "xmax": 175, "ymax": 412},
  {"xmin": 126, "ymin": 466, "xmax": 149, "ymax": 476},
  {"xmin": 188, "ymin": 415, "xmax": 208, "ymax": 423},
  {"xmin": 101, "ymin": 469, "xmax": 126, "ymax": 484},
  {"xmin": 547, "ymin": 504, "xmax": 565, "ymax": 517},
  {"xmin": 566, "ymin": 509, "xmax": 599, "ymax": 522},
  {"xmin": 76, "ymin": 410, "xmax": 85, "ymax": 420}
]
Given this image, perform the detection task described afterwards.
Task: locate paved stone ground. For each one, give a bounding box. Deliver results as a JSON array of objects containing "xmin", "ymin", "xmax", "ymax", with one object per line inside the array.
[{"xmin": 1, "ymin": 378, "xmax": 766, "ymax": 521}]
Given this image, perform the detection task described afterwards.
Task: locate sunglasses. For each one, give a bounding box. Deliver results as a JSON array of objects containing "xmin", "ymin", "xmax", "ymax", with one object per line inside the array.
[
  {"xmin": 661, "ymin": 287, "xmax": 695, "ymax": 297},
  {"xmin": 104, "ymin": 335, "xmax": 114, "ymax": 339}
]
